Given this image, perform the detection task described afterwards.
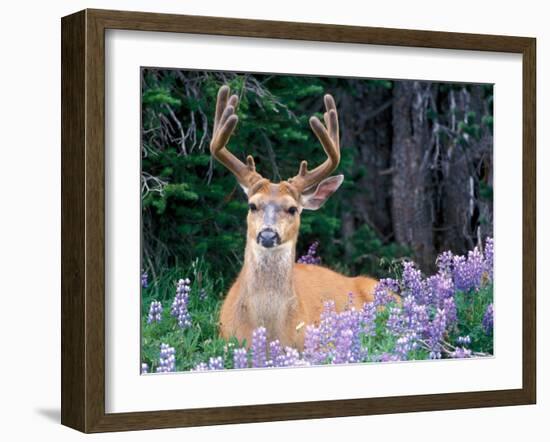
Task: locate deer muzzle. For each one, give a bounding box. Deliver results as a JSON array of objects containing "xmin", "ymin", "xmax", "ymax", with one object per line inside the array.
[{"xmin": 257, "ymin": 228, "xmax": 280, "ymax": 248}]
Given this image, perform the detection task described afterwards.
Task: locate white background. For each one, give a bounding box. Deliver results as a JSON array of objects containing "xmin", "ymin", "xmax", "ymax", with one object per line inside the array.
[{"xmin": 0, "ymin": 0, "xmax": 546, "ymax": 440}]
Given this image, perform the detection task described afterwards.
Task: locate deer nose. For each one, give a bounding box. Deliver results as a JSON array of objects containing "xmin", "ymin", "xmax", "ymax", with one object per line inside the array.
[{"xmin": 257, "ymin": 229, "xmax": 280, "ymax": 248}]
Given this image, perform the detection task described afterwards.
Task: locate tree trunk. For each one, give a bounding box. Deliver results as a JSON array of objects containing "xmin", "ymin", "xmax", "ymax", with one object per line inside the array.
[{"xmin": 391, "ymin": 81, "xmax": 435, "ymax": 272}]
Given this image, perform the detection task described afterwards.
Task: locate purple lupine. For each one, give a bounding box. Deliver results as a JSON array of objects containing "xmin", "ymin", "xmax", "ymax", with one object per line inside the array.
[
  {"xmin": 467, "ymin": 246, "xmax": 487, "ymax": 288},
  {"xmin": 401, "ymin": 295, "xmax": 429, "ymax": 335},
  {"xmin": 436, "ymin": 251, "xmax": 454, "ymax": 275},
  {"xmin": 156, "ymin": 343, "xmax": 176, "ymax": 372},
  {"xmin": 269, "ymin": 340, "xmax": 283, "ymax": 367},
  {"xmin": 484, "ymin": 237, "xmax": 494, "ymax": 280},
  {"xmin": 426, "ymin": 273, "xmax": 454, "ymax": 308},
  {"xmin": 450, "ymin": 347, "xmax": 472, "ymax": 358},
  {"xmin": 141, "ymin": 270, "xmax": 148, "ymax": 288},
  {"xmin": 394, "ymin": 331, "xmax": 419, "ymax": 360},
  {"xmin": 318, "ymin": 300, "xmax": 338, "ymax": 359},
  {"xmin": 430, "ymin": 272, "xmax": 457, "ymax": 326},
  {"xmin": 482, "ymin": 303, "xmax": 494, "ymax": 335},
  {"xmin": 297, "ymin": 241, "xmax": 321, "ymax": 265},
  {"xmin": 251, "ymin": 327, "xmax": 267, "ymax": 368},
  {"xmin": 141, "ymin": 362, "xmax": 149, "ymax": 374},
  {"xmin": 279, "ymin": 347, "xmax": 302, "ymax": 367},
  {"xmin": 147, "ymin": 300, "xmax": 163, "ymax": 324},
  {"xmin": 361, "ymin": 301, "xmax": 377, "ymax": 337},
  {"xmin": 377, "ymin": 352, "xmax": 401, "ymax": 362},
  {"xmin": 208, "ymin": 356, "xmax": 224, "ymax": 370},
  {"xmin": 303, "ymin": 325, "xmax": 322, "ymax": 365},
  {"xmin": 374, "ymin": 278, "xmax": 399, "ymax": 307},
  {"xmin": 333, "ymin": 328, "xmax": 354, "ymax": 364},
  {"xmin": 436, "ymin": 239, "xmax": 493, "ymax": 292},
  {"xmin": 442, "ymin": 296, "xmax": 458, "ymax": 326},
  {"xmin": 387, "ymin": 306, "xmax": 404, "ymax": 336},
  {"xmin": 339, "ymin": 296, "xmax": 366, "ymax": 362},
  {"xmin": 171, "ymin": 278, "xmax": 192, "ymax": 329},
  {"xmin": 402, "ymin": 262, "xmax": 428, "ymax": 304},
  {"xmin": 192, "ymin": 362, "xmax": 209, "ymax": 371},
  {"xmin": 456, "ymin": 335, "xmax": 471, "ymax": 346},
  {"xmin": 426, "ymin": 309, "xmax": 447, "ymax": 359},
  {"xmin": 452, "ymin": 247, "xmax": 486, "ymax": 292},
  {"xmin": 233, "ymin": 348, "xmax": 248, "ymax": 369}
]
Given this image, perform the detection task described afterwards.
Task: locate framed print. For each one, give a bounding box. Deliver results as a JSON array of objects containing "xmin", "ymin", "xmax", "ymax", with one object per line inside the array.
[{"xmin": 61, "ymin": 9, "xmax": 536, "ymax": 433}]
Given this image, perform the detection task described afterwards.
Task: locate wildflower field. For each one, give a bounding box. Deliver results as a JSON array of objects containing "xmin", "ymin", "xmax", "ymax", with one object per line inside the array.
[{"xmin": 140, "ymin": 238, "xmax": 494, "ymax": 374}]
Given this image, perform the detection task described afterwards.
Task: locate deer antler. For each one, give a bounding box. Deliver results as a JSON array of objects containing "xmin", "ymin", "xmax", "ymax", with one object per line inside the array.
[
  {"xmin": 289, "ymin": 94, "xmax": 341, "ymax": 192},
  {"xmin": 210, "ymin": 85, "xmax": 263, "ymax": 189}
]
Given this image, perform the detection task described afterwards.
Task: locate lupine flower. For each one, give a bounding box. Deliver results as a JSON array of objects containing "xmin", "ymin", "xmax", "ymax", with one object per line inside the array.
[
  {"xmin": 387, "ymin": 306, "xmax": 404, "ymax": 335},
  {"xmin": 377, "ymin": 352, "xmax": 401, "ymax": 362},
  {"xmin": 482, "ymin": 303, "xmax": 494, "ymax": 335},
  {"xmin": 394, "ymin": 331, "xmax": 419, "ymax": 360},
  {"xmin": 427, "ymin": 273, "xmax": 454, "ymax": 308},
  {"xmin": 450, "ymin": 347, "xmax": 472, "ymax": 358},
  {"xmin": 402, "ymin": 295, "xmax": 429, "ymax": 335},
  {"xmin": 374, "ymin": 278, "xmax": 399, "ymax": 307},
  {"xmin": 402, "ymin": 262, "xmax": 428, "ymax": 304},
  {"xmin": 192, "ymin": 362, "xmax": 209, "ymax": 371},
  {"xmin": 208, "ymin": 356, "xmax": 224, "ymax": 370},
  {"xmin": 456, "ymin": 335, "xmax": 471, "ymax": 346},
  {"xmin": 437, "ymin": 239, "xmax": 494, "ymax": 292},
  {"xmin": 338, "ymin": 295, "xmax": 366, "ymax": 362},
  {"xmin": 233, "ymin": 348, "xmax": 248, "ymax": 369},
  {"xmin": 156, "ymin": 343, "xmax": 176, "ymax": 372},
  {"xmin": 361, "ymin": 302, "xmax": 377, "ymax": 337},
  {"xmin": 297, "ymin": 241, "xmax": 321, "ymax": 265},
  {"xmin": 279, "ymin": 346, "xmax": 302, "ymax": 367},
  {"xmin": 269, "ymin": 340, "xmax": 283, "ymax": 367},
  {"xmin": 302, "ymin": 298, "xmax": 372, "ymax": 364},
  {"xmin": 141, "ymin": 363, "xmax": 149, "ymax": 374},
  {"xmin": 303, "ymin": 325, "xmax": 323, "ymax": 365},
  {"xmin": 436, "ymin": 251, "xmax": 454, "ymax": 275},
  {"xmin": 442, "ymin": 296, "xmax": 457, "ymax": 326},
  {"xmin": 318, "ymin": 300, "xmax": 338, "ymax": 359},
  {"xmin": 427, "ymin": 309, "xmax": 447, "ymax": 359},
  {"xmin": 484, "ymin": 237, "xmax": 494, "ymax": 280},
  {"xmin": 141, "ymin": 270, "xmax": 148, "ymax": 289},
  {"xmin": 199, "ymin": 288, "xmax": 207, "ymax": 301},
  {"xmin": 452, "ymin": 247, "xmax": 486, "ymax": 292},
  {"xmin": 171, "ymin": 278, "xmax": 192, "ymax": 329},
  {"xmin": 251, "ymin": 327, "xmax": 267, "ymax": 368},
  {"xmin": 333, "ymin": 328, "xmax": 354, "ymax": 364},
  {"xmin": 147, "ymin": 300, "xmax": 163, "ymax": 324}
]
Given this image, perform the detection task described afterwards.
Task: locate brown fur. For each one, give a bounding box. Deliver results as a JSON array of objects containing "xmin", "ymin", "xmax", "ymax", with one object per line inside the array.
[{"xmin": 219, "ymin": 182, "xmax": 379, "ymax": 350}]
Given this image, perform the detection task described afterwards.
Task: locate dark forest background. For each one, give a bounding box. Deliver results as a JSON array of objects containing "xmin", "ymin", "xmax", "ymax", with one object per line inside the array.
[{"xmin": 141, "ymin": 69, "xmax": 493, "ymax": 284}]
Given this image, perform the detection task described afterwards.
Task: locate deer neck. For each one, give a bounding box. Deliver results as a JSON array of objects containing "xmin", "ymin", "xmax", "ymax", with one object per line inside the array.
[{"xmin": 240, "ymin": 240, "xmax": 298, "ymax": 335}]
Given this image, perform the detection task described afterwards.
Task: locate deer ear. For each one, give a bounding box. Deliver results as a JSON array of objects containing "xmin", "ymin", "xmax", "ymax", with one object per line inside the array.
[{"xmin": 301, "ymin": 175, "xmax": 344, "ymax": 210}]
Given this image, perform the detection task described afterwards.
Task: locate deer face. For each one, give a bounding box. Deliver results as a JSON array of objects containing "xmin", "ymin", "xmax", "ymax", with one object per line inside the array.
[
  {"xmin": 209, "ymin": 85, "xmax": 343, "ymax": 250},
  {"xmin": 246, "ymin": 181, "xmax": 300, "ymax": 249},
  {"xmin": 245, "ymin": 177, "xmax": 344, "ymax": 249}
]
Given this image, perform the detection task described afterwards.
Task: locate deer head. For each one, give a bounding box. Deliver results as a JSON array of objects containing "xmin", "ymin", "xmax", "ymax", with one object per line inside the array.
[{"xmin": 210, "ymin": 85, "xmax": 343, "ymax": 250}]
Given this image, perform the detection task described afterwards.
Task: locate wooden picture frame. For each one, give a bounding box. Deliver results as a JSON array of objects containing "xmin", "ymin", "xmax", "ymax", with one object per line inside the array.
[{"xmin": 61, "ymin": 8, "xmax": 536, "ymax": 433}]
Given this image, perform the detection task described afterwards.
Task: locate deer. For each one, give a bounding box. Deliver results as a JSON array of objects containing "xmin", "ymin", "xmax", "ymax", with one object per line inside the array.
[{"xmin": 210, "ymin": 85, "xmax": 379, "ymax": 351}]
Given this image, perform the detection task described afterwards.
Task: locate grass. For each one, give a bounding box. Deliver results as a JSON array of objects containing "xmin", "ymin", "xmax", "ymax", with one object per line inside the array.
[{"xmin": 141, "ymin": 258, "xmax": 244, "ymax": 372}]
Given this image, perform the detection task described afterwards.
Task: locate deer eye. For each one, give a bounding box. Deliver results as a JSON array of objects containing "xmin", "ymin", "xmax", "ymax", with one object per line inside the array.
[
  {"xmin": 287, "ymin": 206, "xmax": 298, "ymax": 215},
  {"xmin": 248, "ymin": 203, "xmax": 258, "ymax": 212}
]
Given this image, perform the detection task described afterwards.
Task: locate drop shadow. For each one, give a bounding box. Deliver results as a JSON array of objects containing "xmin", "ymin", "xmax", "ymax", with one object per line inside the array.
[{"xmin": 35, "ymin": 407, "xmax": 60, "ymax": 423}]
